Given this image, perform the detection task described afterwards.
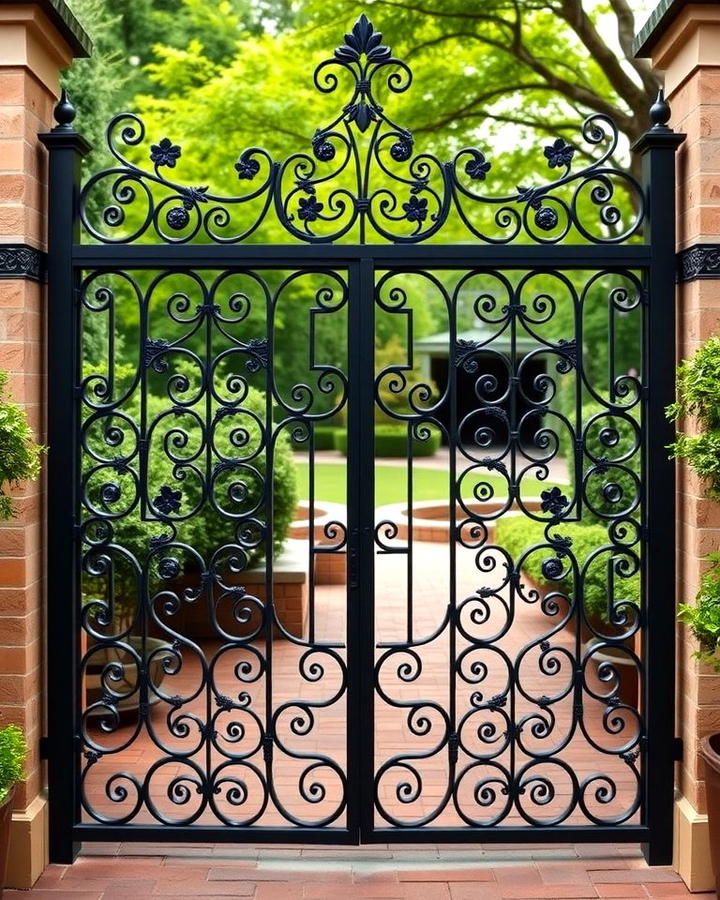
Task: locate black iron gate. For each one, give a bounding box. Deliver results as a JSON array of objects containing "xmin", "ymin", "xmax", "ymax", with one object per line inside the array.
[{"xmin": 42, "ymin": 15, "xmax": 683, "ymax": 865}]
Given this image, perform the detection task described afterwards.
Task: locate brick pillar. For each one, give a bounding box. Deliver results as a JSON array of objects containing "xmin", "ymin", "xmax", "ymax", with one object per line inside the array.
[
  {"xmin": 636, "ymin": 2, "xmax": 720, "ymax": 893},
  {"xmin": 0, "ymin": 3, "xmax": 89, "ymax": 889}
]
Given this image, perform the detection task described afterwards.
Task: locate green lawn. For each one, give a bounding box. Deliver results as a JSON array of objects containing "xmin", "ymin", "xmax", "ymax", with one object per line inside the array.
[{"xmin": 293, "ymin": 460, "xmax": 557, "ymax": 506}]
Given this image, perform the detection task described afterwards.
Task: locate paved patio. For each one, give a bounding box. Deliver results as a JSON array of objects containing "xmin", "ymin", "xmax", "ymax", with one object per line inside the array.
[
  {"xmin": 81, "ymin": 537, "xmax": 642, "ymax": 830},
  {"xmin": 8, "ymin": 843, "xmax": 711, "ymax": 899}
]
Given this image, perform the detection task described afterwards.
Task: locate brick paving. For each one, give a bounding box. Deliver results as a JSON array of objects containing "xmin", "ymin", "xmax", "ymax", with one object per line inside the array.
[
  {"xmin": 81, "ymin": 541, "xmax": 640, "ymax": 829},
  {"xmin": 7, "ymin": 844, "xmax": 710, "ymax": 899}
]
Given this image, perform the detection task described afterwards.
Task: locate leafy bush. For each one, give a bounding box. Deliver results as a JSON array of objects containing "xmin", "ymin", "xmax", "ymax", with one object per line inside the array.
[
  {"xmin": 0, "ymin": 725, "xmax": 26, "ymax": 802},
  {"xmin": 84, "ymin": 385, "xmax": 297, "ymax": 608},
  {"xmin": 333, "ymin": 423, "xmax": 441, "ymax": 458},
  {"xmin": 678, "ymin": 553, "xmax": 720, "ymax": 671},
  {"xmin": 291, "ymin": 425, "xmax": 337, "ymax": 451},
  {"xmin": 496, "ymin": 516, "xmax": 640, "ymax": 625},
  {"xmin": 668, "ymin": 336, "xmax": 720, "ymax": 498},
  {"xmin": 570, "ymin": 402, "xmax": 641, "ymax": 521},
  {"xmin": 0, "ymin": 372, "xmax": 46, "ymax": 520}
]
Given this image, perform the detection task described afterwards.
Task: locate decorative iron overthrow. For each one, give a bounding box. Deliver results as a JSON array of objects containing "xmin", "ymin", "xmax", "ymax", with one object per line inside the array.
[{"xmin": 79, "ymin": 14, "xmax": 644, "ymax": 245}]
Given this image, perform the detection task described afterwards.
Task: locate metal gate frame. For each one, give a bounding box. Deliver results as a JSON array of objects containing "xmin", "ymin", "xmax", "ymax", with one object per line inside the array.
[{"xmin": 41, "ymin": 17, "xmax": 684, "ymax": 867}]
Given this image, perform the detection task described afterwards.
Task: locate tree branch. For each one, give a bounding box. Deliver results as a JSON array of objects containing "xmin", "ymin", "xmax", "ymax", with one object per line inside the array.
[{"xmin": 556, "ymin": 0, "xmax": 648, "ymax": 116}]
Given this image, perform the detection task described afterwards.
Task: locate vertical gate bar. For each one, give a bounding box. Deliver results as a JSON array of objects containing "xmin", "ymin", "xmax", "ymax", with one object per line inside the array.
[
  {"xmin": 346, "ymin": 258, "xmax": 375, "ymax": 841},
  {"xmin": 39, "ymin": 98, "xmax": 91, "ymax": 864},
  {"xmin": 632, "ymin": 95, "xmax": 685, "ymax": 867}
]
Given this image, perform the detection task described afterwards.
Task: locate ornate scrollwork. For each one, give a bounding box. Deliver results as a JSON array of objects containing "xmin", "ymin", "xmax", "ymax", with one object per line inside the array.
[{"xmin": 78, "ymin": 15, "xmax": 644, "ymax": 245}]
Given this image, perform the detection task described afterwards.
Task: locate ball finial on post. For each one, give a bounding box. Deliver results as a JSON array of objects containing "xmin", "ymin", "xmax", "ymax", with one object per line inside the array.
[
  {"xmin": 53, "ymin": 89, "xmax": 77, "ymax": 130},
  {"xmin": 649, "ymin": 88, "xmax": 671, "ymax": 129}
]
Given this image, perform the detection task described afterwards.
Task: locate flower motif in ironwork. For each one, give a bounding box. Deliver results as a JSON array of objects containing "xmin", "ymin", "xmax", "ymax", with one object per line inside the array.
[
  {"xmin": 154, "ymin": 485, "xmax": 183, "ymax": 515},
  {"xmin": 166, "ymin": 206, "xmax": 190, "ymax": 231},
  {"xmin": 402, "ymin": 195, "xmax": 428, "ymax": 222},
  {"xmin": 150, "ymin": 137, "xmax": 181, "ymax": 168},
  {"xmin": 234, "ymin": 154, "xmax": 260, "ymax": 180},
  {"xmin": 390, "ymin": 134, "xmax": 413, "ymax": 162},
  {"xmin": 464, "ymin": 152, "xmax": 491, "ymax": 181},
  {"xmin": 298, "ymin": 196, "xmax": 324, "ymax": 222},
  {"xmin": 158, "ymin": 556, "xmax": 180, "ymax": 580},
  {"xmin": 541, "ymin": 486, "xmax": 568, "ymax": 516},
  {"xmin": 541, "ymin": 556, "xmax": 564, "ymax": 580},
  {"xmin": 534, "ymin": 206, "xmax": 559, "ymax": 231},
  {"xmin": 312, "ymin": 133, "xmax": 336, "ymax": 162},
  {"xmin": 544, "ymin": 138, "xmax": 574, "ymax": 169},
  {"xmin": 334, "ymin": 14, "xmax": 392, "ymax": 63}
]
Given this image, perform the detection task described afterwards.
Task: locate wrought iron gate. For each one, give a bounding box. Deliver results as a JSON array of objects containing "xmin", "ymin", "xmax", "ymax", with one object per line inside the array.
[{"xmin": 42, "ymin": 15, "xmax": 683, "ymax": 865}]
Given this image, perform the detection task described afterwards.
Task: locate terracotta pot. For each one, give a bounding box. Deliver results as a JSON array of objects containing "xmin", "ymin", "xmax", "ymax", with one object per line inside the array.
[
  {"xmin": 0, "ymin": 783, "xmax": 16, "ymax": 898},
  {"xmin": 700, "ymin": 733, "xmax": 720, "ymax": 898}
]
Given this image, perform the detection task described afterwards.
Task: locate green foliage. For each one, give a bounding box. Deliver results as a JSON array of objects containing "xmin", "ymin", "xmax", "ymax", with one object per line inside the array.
[
  {"xmin": 333, "ymin": 424, "xmax": 441, "ymax": 458},
  {"xmin": 0, "ymin": 373, "xmax": 46, "ymax": 520},
  {"xmin": 668, "ymin": 336, "xmax": 720, "ymax": 498},
  {"xmin": 64, "ymin": 0, "xmax": 127, "ymax": 159},
  {"xmin": 496, "ymin": 516, "xmax": 640, "ymax": 625},
  {"xmin": 0, "ymin": 725, "xmax": 27, "ymax": 803},
  {"xmin": 568, "ymin": 402, "xmax": 641, "ymax": 522},
  {"xmin": 678, "ymin": 554, "xmax": 720, "ymax": 672},
  {"xmin": 84, "ymin": 385, "xmax": 297, "ymax": 609}
]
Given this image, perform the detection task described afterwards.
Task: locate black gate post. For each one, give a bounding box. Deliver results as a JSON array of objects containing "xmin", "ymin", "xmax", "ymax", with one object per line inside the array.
[
  {"xmin": 39, "ymin": 92, "xmax": 91, "ymax": 865},
  {"xmin": 632, "ymin": 91, "xmax": 685, "ymax": 866}
]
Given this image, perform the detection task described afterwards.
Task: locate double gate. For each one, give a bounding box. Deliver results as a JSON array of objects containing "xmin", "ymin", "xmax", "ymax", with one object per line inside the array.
[{"xmin": 43, "ymin": 15, "xmax": 682, "ymax": 864}]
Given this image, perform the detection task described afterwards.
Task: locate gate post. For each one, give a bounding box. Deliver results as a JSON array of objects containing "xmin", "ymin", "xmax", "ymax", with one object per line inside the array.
[
  {"xmin": 39, "ymin": 95, "xmax": 91, "ymax": 866},
  {"xmin": 636, "ymin": 1, "xmax": 720, "ymax": 890},
  {"xmin": 0, "ymin": 2, "xmax": 89, "ymax": 887},
  {"xmin": 632, "ymin": 96, "xmax": 685, "ymax": 868}
]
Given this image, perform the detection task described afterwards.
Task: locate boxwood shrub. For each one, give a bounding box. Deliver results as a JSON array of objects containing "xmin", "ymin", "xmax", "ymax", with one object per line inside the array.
[
  {"xmin": 334, "ymin": 423, "xmax": 441, "ymax": 458},
  {"xmin": 83, "ymin": 385, "xmax": 297, "ymax": 607},
  {"xmin": 495, "ymin": 515, "xmax": 640, "ymax": 625}
]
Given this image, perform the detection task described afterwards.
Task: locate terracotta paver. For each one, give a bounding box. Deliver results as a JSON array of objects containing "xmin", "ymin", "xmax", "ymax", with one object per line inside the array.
[{"xmin": 6, "ymin": 846, "xmax": 712, "ymax": 899}]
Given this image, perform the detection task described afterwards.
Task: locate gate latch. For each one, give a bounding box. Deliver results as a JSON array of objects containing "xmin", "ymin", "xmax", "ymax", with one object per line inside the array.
[{"xmin": 349, "ymin": 547, "xmax": 360, "ymax": 590}]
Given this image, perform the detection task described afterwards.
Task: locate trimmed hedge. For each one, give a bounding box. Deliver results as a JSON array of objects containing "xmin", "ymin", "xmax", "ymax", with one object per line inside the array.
[
  {"xmin": 495, "ymin": 516, "xmax": 640, "ymax": 624},
  {"xmin": 291, "ymin": 424, "xmax": 337, "ymax": 451},
  {"xmin": 333, "ymin": 423, "xmax": 441, "ymax": 458}
]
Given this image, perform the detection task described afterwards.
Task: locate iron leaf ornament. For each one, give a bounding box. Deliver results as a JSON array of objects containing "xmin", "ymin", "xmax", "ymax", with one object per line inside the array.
[{"xmin": 79, "ymin": 14, "xmax": 645, "ymax": 245}]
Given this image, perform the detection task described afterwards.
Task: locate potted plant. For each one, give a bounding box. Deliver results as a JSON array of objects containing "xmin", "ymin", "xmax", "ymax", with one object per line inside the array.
[
  {"xmin": 0, "ymin": 372, "xmax": 41, "ymax": 888},
  {"xmin": 0, "ymin": 725, "xmax": 27, "ymax": 896},
  {"xmin": 678, "ymin": 555, "xmax": 720, "ymax": 895},
  {"xmin": 668, "ymin": 335, "xmax": 720, "ymax": 894}
]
